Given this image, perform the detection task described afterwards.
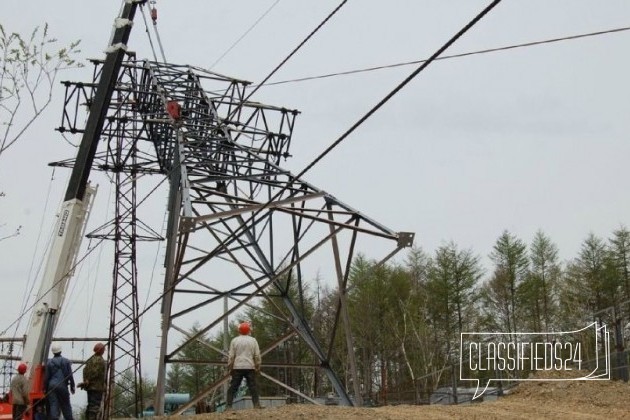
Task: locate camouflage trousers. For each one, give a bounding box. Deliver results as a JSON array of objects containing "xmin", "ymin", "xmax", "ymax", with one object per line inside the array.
[{"xmin": 86, "ymin": 391, "xmax": 103, "ymax": 420}]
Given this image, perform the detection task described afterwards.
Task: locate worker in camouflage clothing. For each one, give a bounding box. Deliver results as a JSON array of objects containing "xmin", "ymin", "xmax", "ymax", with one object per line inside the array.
[{"xmin": 80, "ymin": 343, "xmax": 106, "ymax": 420}]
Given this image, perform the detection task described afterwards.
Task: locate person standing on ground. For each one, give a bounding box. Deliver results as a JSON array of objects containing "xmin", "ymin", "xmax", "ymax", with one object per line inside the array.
[
  {"xmin": 10, "ymin": 363, "xmax": 29, "ymax": 420},
  {"xmin": 226, "ymin": 322, "xmax": 262, "ymax": 410},
  {"xmin": 80, "ymin": 343, "xmax": 106, "ymax": 420},
  {"xmin": 45, "ymin": 344, "xmax": 75, "ymax": 420}
]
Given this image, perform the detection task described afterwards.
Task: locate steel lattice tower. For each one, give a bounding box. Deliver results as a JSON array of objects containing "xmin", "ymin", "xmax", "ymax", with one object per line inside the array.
[
  {"xmin": 55, "ymin": 59, "xmax": 163, "ymax": 417},
  {"xmin": 56, "ymin": 56, "xmax": 413, "ymax": 414}
]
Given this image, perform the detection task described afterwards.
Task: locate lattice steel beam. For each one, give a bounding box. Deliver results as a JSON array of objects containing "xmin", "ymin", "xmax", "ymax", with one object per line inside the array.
[{"xmin": 55, "ymin": 57, "xmax": 413, "ymax": 413}]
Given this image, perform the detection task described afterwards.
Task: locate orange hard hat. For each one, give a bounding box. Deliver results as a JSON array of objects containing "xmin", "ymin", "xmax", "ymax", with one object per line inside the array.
[
  {"xmin": 94, "ymin": 342, "xmax": 105, "ymax": 354},
  {"xmin": 238, "ymin": 322, "xmax": 251, "ymax": 335},
  {"xmin": 17, "ymin": 363, "xmax": 27, "ymax": 374}
]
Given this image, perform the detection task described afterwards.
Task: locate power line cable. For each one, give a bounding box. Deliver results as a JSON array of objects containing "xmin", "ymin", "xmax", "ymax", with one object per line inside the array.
[
  {"xmin": 77, "ymin": 182, "xmax": 114, "ymax": 335},
  {"xmin": 0, "ymin": 237, "xmax": 106, "ymax": 338},
  {"xmin": 140, "ymin": 0, "xmax": 503, "ymax": 323},
  {"xmin": 0, "ymin": 168, "xmax": 171, "ymax": 337},
  {"xmin": 209, "ymin": 0, "xmax": 282, "ymax": 70},
  {"xmin": 227, "ymin": 0, "xmax": 349, "ymax": 120},
  {"xmin": 288, "ymin": 0, "xmax": 503, "ymax": 192},
  {"xmin": 13, "ymin": 0, "xmax": 502, "ymax": 358},
  {"xmin": 258, "ymin": 26, "xmax": 630, "ymax": 87},
  {"xmin": 113, "ymin": 0, "xmax": 506, "ymax": 341},
  {"xmin": 204, "ymin": 0, "xmax": 504, "ymax": 297}
]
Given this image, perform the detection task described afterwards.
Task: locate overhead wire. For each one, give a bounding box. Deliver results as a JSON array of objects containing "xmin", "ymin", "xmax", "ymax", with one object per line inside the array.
[
  {"xmin": 62, "ymin": 180, "xmax": 114, "ymax": 330},
  {"xmin": 131, "ymin": 0, "xmax": 352, "ymax": 323},
  {"xmin": 5, "ymin": 0, "xmax": 501, "ymax": 360},
  {"xmin": 0, "ymin": 236, "xmax": 107, "ymax": 338},
  {"xmin": 0, "ymin": 167, "xmax": 172, "ymax": 338},
  {"xmin": 143, "ymin": 207, "xmax": 168, "ymax": 313},
  {"xmin": 113, "ymin": 0, "xmax": 506, "ymax": 342},
  {"xmin": 257, "ymin": 26, "xmax": 630, "ymax": 87},
  {"xmin": 8, "ymin": 167, "xmax": 57, "ymax": 358},
  {"xmin": 209, "ymin": 0, "xmax": 282, "ymax": 70},
  {"xmin": 227, "ymin": 0, "xmax": 349, "ymax": 120},
  {"xmin": 83, "ymin": 235, "xmax": 105, "ymax": 338},
  {"xmin": 0, "ymin": 227, "xmax": 21, "ymax": 242},
  {"xmin": 192, "ymin": 0, "xmax": 505, "ymax": 296},
  {"xmin": 58, "ymin": 185, "xmax": 111, "ymax": 330},
  {"xmin": 57, "ymin": 236, "xmax": 93, "ymax": 327},
  {"xmin": 7, "ymin": 0, "xmax": 519, "ymax": 360},
  {"xmin": 248, "ymin": 0, "xmax": 505, "ymax": 217}
]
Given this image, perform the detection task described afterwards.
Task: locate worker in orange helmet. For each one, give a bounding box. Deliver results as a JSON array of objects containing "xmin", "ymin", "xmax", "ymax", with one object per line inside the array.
[
  {"xmin": 10, "ymin": 363, "xmax": 29, "ymax": 419},
  {"xmin": 80, "ymin": 343, "xmax": 106, "ymax": 420},
  {"xmin": 226, "ymin": 322, "xmax": 262, "ymax": 410}
]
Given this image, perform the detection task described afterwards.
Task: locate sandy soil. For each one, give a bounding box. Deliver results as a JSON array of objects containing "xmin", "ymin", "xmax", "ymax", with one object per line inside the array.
[{"xmin": 148, "ymin": 375, "xmax": 630, "ymax": 419}]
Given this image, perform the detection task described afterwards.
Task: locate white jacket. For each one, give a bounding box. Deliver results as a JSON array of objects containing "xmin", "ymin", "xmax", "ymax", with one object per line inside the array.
[{"xmin": 228, "ymin": 335, "xmax": 261, "ymax": 370}]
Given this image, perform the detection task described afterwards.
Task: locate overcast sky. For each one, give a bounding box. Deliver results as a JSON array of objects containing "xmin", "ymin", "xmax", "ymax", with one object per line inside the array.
[{"xmin": 1, "ymin": 0, "xmax": 630, "ymax": 390}]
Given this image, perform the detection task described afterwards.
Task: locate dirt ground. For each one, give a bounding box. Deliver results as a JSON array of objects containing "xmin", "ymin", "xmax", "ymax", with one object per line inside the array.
[{"xmin": 151, "ymin": 374, "xmax": 630, "ymax": 419}]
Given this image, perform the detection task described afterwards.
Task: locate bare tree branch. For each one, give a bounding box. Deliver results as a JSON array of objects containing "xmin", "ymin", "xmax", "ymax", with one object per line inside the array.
[
  {"xmin": 0, "ymin": 223, "xmax": 21, "ymax": 242},
  {"xmin": 0, "ymin": 23, "xmax": 82, "ymax": 161}
]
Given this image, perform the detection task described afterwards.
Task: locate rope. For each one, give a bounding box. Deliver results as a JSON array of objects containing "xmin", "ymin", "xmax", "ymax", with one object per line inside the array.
[
  {"xmin": 140, "ymin": 2, "xmax": 159, "ymax": 62},
  {"xmin": 150, "ymin": 1, "xmax": 167, "ymax": 62}
]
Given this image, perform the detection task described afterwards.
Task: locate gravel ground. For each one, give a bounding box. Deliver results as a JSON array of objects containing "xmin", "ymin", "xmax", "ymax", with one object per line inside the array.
[{"xmin": 142, "ymin": 374, "xmax": 630, "ymax": 420}]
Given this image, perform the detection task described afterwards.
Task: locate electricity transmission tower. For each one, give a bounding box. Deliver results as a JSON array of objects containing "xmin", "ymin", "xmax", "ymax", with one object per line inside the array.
[{"xmin": 55, "ymin": 56, "xmax": 413, "ymax": 415}]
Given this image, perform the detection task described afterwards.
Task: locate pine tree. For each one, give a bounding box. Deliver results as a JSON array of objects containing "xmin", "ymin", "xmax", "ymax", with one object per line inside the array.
[
  {"xmin": 483, "ymin": 230, "xmax": 529, "ymax": 334},
  {"xmin": 575, "ymin": 233, "xmax": 617, "ymax": 313},
  {"xmin": 521, "ymin": 230, "xmax": 561, "ymax": 333},
  {"xmin": 426, "ymin": 242, "xmax": 482, "ymax": 354},
  {"xmin": 165, "ymin": 363, "xmax": 186, "ymax": 393},
  {"xmin": 609, "ymin": 226, "xmax": 630, "ymax": 303}
]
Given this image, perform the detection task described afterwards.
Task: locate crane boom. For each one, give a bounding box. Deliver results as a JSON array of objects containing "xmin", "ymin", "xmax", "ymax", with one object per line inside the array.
[
  {"xmin": 65, "ymin": 0, "xmax": 143, "ymax": 202},
  {"xmin": 21, "ymin": 185, "xmax": 96, "ymax": 407},
  {"xmin": 23, "ymin": 0, "xmax": 143, "ymax": 365},
  {"xmin": 21, "ymin": 186, "xmax": 97, "ymax": 368}
]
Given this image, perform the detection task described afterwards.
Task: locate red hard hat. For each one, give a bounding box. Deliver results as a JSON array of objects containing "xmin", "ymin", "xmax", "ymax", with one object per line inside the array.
[
  {"xmin": 94, "ymin": 342, "xmax": 105, "ymax": 354},
  {"xmin": 238, "ymin": 322, "xmax": 251, "ymax": 335},
  {"xmin": 17, "ymin": 363, "xmax": 27, "ymax": 374}
]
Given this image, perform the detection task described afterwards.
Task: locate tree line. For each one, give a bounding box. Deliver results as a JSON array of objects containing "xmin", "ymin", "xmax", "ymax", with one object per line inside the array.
[{"xmin": 132, "ymin": 226, "xmax": 630, "ymax": 410}]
